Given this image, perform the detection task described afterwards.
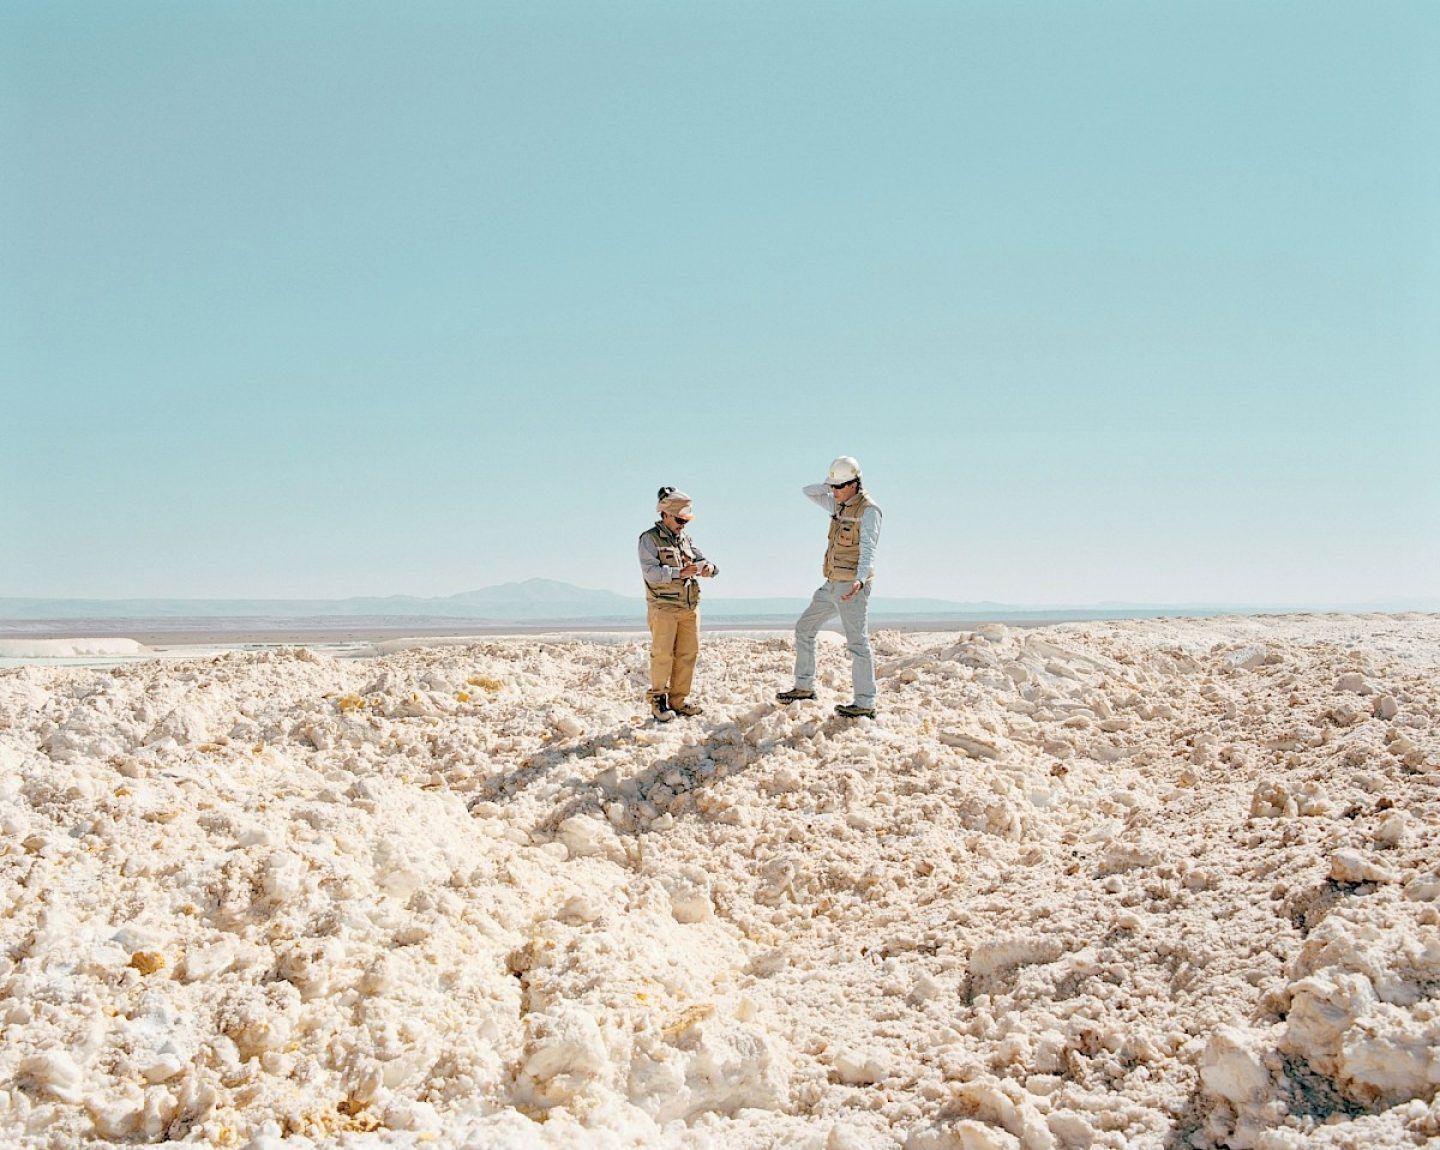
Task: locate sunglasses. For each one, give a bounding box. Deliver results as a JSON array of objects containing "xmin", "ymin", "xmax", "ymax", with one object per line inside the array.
[{"xmin": 829, "ymin": 480, "xmax": 855, "ymax": 490}]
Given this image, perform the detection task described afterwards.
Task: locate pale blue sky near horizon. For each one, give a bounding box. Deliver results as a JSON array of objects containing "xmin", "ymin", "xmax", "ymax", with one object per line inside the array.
[{"xmin": 3, "ymin": 1, "xmax": 1437, "ymax": 606}]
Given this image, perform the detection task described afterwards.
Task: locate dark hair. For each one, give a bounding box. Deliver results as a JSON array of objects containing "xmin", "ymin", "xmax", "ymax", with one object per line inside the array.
[{"xmin": 657, "ymin": 486, "xmax": 675, "ymax": 501}]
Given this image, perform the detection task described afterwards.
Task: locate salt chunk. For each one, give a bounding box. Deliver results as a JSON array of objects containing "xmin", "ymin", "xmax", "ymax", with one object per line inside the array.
[
  {"xmin": 1335, "ymin": 673, "xmax": 1370, "ymax": 694},
  {"xmin": 1283, "ymin": 972, "xmax": 1376, "ymax": 1078},
  {"xmin": 1374, "ymin": 810, "xmax": 1409, "ymax": 848},
  {"xmin": 1199, "ymin": 1025, "xmax": 1271, "ymax": 1104},
  {"xmin": 549, "ymin": 711, "xmax": 584, "ymax": 739},
  {"xmin": 832, "ymin": 1047, "xmax": 889, "ymax": 1085},
  {"xmin": 242, "ymin": 1120, "xmax": 286, "ymax": 1150},
  {"xmin": 969, "ymin": 936, "xmax": 1063, "ymax": 978},
  {"xmin": 939, "ymin": 730, "xmax": 1001, "ymax": 760},
  {"xmin": 747, "ymin": 949, "xmax": 789, "ymax": 977},
  {"xmin": 262, "ymin": 852, "xmax": 306, "ymax": 901},
  {"xmin": 1336, "ymin": 1021, "xmax": 1440, "ymax": 1103},
  {"xmin": 828, "ymin": 1125, "xmax": 874, "ymax": 1150},
  {"xmin": 557, "ymin": 814, "xmax": 615, "ymax": 860},
  {"xmin": 944, "ymin": 1079, "xmax": 1052, "ymax": 1149},
  {"xmin": 1329, "ymin": 849, "xmax": 1398, "ymax": 883},
  {"xmin": 136, "ymin": 1049, "xmax": 186, "ymax": 1083},
  {"xmin": 182, "ymin": 939, "xmax": 238, "ymax": 982},
  {"xmin": 1372, "ymin": 694, "xmax": 1398, "ymax": 720},
  {"xmin": 641, "ymin": 1016, "xmax": 789, "ymax": 1121},
  {"xmin": 383, "ymin": 1098, "xmax": 442, "ymax": 1132},
  {"xmin": 1404, "ymin": 874, "xmax": 1440, "ymax": 902},
  {"xmin": 665, "ymin": 871, "xmax": 712, "ymax": 924},
  {"xmin": 929, "ymin": 1123, "xmax": 1020, "ymax": 1150},
  {"xmin": 559, "ymin": 895, "xmax": 600, "ymax": 923},
  {"xmin": 372, "ymin": 840, "xmax": 426, "ymax": 899},
  {"xmin": 1045, "ymin": 1111, "xmax": 1094, "ymax": 1149},
  {"xmin": 1099, "ymin": 839, "xmax": 1163, "ymax": 874},
  {"xmin": 112, "ymin": 924, "xmax": 165, "ymax": 954},
  {"xmin": 1032, "ymin": 1030, "xmax": 1067, "ymax": 1074},
  {"xmin": 17, "ymin": 1050, "xmax": 84, "ymax": 1102},
  {"xmin": 520, "ymin": 1008, "xmax": 609, "ymax": 1084},
  {"xmin": 86, "ymin": 1085, "xmax": 145, "ymax": 1140},
  {"xmin": 1230, "ymin": 647, "xmax": 1269, "ymax": 671},
  {"xmin": 236, "ymin": 824, "xmax": 274, "ymax": 848}
]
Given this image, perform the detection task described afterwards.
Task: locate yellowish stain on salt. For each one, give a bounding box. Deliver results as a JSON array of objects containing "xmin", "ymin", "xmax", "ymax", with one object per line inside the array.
[
  {"xmin": 662, "ymin": 1003, "xmax": 715, "ymax": 1038},
  {"xmin": 129, "ymin": 951, "xmax": 165, "ymax": 976}
]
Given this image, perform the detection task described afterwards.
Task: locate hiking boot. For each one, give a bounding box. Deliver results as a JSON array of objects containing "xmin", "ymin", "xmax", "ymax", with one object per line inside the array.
[
  {"xmin": 670, "ymin": 702, "xmax": 704, "ymax": 718},
  {"xmin": 775, "ymin": 687, "xmax": 817, "ymax": 704},
  {"xmin": 650, "ymin": 695, "xmax": 676, "ymax": 723},
  {"xmin": 835, "ymin": 703, "xmax": 876, "ymax": 719}
]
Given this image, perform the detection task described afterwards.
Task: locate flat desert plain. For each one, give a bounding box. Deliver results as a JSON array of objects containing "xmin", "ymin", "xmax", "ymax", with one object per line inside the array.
[{"xmin": 1, "ymin": 615, "xmax": 1437, "ymax": 1149}]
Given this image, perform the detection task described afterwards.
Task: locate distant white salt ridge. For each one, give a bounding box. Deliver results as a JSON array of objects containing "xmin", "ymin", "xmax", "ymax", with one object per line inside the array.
[{"xmin": 0, "ymin": 637, "xmax": 148, "ymax": 658}]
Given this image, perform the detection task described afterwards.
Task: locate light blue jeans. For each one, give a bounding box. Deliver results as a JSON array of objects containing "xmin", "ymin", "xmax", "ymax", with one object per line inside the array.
[{"xmin": 793, "ymin": 580, "xmax": 875, "ymax": 707}]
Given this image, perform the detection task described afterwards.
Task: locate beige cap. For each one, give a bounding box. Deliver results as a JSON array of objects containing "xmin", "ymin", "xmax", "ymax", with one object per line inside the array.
[{"xmin": 656, "ymin": 487, "xmax": 694, "ymax": 518}]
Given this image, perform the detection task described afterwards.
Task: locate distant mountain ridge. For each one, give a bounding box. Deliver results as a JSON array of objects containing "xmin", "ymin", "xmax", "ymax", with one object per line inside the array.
[
  {"xmin": 445, "ymin": 579, "xmax": 633, "ymax": 607},
  {"xmin": 0, "ymin": 579, "xmax": 630, "ymax": 622},
  {"xmin": 1, "ymin": 578, "xmax": 1436, "ymax": 624}
]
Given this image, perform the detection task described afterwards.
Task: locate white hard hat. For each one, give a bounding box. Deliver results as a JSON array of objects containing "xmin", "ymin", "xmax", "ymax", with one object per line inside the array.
[{"xmin": 825, "ymin": 456, "xmax": 861, "ymax": 485}]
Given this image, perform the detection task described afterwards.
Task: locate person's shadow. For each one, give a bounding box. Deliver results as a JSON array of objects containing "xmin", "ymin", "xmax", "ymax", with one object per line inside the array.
[{"xmin": 471, "ymin": 697, "xmax": 853, "ymax": 837}]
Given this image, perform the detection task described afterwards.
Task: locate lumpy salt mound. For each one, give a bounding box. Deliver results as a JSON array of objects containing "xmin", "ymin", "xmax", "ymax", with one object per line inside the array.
[{"xmin": 0, "ymin": 617, "xmax": 1437, "ymax": 1148}]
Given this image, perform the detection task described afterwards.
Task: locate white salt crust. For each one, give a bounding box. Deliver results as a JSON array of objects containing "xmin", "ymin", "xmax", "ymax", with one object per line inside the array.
[{"xmin": 1, "ymin": 615, "xmax": 1438, "ymax": 1149}]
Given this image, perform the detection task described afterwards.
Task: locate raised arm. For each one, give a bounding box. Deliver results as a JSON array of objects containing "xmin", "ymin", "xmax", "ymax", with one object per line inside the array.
[{"xmin": 802, "ymin": 483, "xmax": 837, "ymax": 513}]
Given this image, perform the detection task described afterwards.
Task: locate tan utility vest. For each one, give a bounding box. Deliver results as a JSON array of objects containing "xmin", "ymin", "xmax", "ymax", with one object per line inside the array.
[
  {"xmin": 641, "ymin": 523, "xmax": 701, "ymax": 610},
  {"xmin": 824, "ymin": 492, "xmax": 877, "ymax": 581}
]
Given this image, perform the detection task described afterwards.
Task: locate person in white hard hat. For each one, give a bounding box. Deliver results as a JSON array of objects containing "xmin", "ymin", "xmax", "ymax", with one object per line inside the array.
[
  {"xmin": 777, "ymin": 456, "xmax": 883, "ymax": 718},
  {"xmin": 638, "ymin": 487, "xmax": 717, "ymax": 722}
]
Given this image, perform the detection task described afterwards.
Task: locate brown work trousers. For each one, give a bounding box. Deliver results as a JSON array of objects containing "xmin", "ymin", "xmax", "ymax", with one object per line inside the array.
[{"xmin": 647, "ymin": 603, "xmax": 699, "ymax": 706}]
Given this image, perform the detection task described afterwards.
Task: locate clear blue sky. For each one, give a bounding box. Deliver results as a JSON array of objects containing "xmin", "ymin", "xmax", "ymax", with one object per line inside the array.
[{"xmin": 4, "ymin": 1, "xmax": 1437, "ymax": 605}]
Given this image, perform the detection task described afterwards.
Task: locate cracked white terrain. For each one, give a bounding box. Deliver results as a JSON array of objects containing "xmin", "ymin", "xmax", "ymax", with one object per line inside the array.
[{"xmin": 1, "ymin": 615, "xmax": 1438, "ymax": 1149}]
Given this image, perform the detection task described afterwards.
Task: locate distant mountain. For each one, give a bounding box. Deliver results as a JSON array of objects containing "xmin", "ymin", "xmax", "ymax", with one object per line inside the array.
[
  {"xmin": 1, "ymin": 579, "xmax": 1436, "ymax": 627},
  {"xmin": 445, "ymin": 579, "xmax": 633, "ymax": 608},
  {"xmin": 0, "ymin": 580, "xmax": 627, "ymax": 623}
]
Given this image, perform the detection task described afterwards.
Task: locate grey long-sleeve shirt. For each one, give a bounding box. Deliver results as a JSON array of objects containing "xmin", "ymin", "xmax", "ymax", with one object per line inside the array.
[
  {"xmin": 638, "ymin": 528, "xmax": 716, "ymax": 585},
  {"xmin": 803, "ymin": 484, "xmax": 882, "ymax": 583}
]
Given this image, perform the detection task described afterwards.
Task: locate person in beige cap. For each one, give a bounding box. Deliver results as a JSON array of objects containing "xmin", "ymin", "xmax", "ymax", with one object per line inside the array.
[{"xmin": 638, "ymin": 487, "xmax": 717, "ymax": 722}]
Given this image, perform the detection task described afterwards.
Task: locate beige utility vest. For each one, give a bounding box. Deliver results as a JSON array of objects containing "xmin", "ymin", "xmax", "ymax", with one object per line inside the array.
[
  {"xmin": 641, "ymin": 523, "xmax": 701, "ymax": 610},
  {"xmin": 824, "ymin": 492, "xmax": 877, "ymax": 581}
]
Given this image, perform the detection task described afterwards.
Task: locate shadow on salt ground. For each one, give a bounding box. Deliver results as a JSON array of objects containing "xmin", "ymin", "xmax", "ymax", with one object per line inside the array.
[
  {"xmin": 1161, "ymin": 1055, "xmax": 1370, "ymax": 1150},
  {"xmin": 472, "ymin": 721, "xmax": 649, "ymax": 806},
  {"xmin": 537, "ymin": 701, "xmax": 861, "ymax": 838}
]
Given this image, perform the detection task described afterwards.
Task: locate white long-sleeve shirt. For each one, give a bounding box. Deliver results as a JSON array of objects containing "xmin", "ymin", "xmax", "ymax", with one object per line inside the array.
[{"xmin": 803, "ymin": 484, "xmax": 882, "ymax": 583}]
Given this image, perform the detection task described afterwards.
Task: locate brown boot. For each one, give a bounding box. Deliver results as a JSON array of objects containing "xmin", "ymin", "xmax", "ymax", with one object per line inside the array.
[
  {"xmin": 775, "ymin": 687, "xmax": 817, "ymax": 703},
  {"xmin": 650, "ymin": 694, "xmax": 676, "ymax": 723},
  {"xmin": 670, "ymin": 701, "xmax": 704, "ymax": 718}
]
